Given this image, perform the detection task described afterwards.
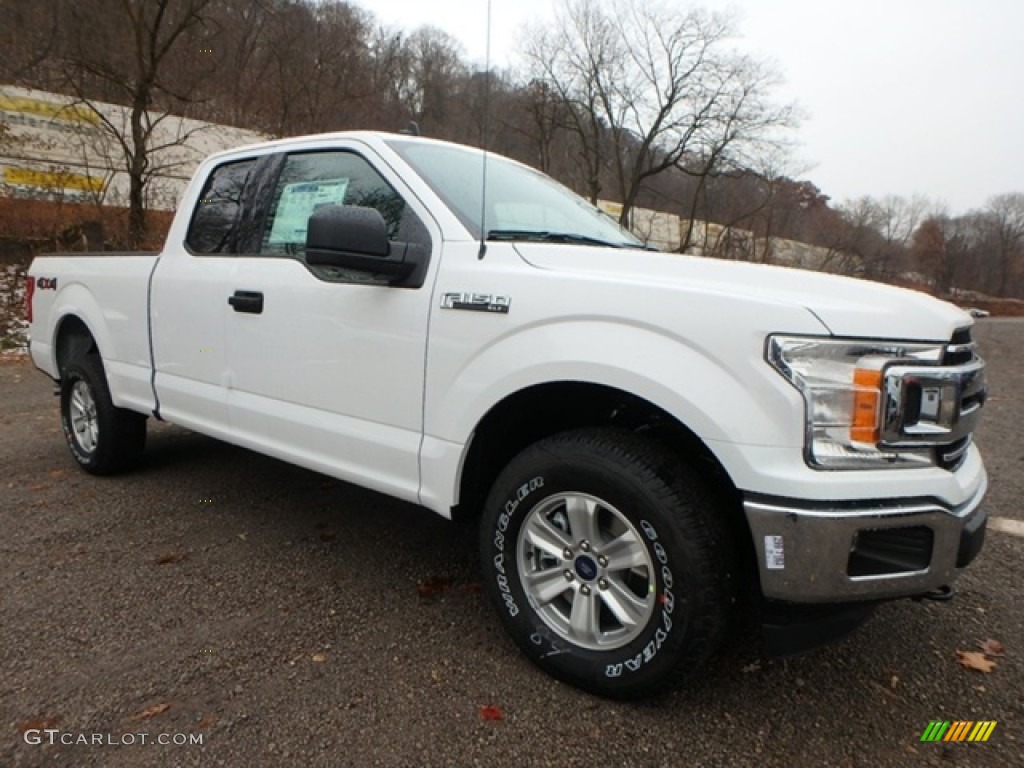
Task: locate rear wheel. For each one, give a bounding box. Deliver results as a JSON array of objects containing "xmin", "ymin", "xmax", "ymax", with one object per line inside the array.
[
  {"xmin": 481, "ymin": 428, "xmax": 733, "ymax": 699},
  {"xmin": 60, "ymin": 354, "xmax": 146, "ymax": 474}
]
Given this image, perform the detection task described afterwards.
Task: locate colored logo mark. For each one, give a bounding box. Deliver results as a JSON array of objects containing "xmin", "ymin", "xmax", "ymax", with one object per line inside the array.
[{"xmin": 920, "ymin": 721, "xmax": 996, "ymax": 742}]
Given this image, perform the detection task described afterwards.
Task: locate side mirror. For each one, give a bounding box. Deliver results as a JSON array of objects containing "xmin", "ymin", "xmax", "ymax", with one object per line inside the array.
[{"xmin": 305, "ymin": 205, "xmax": 414, "ymax": 279}]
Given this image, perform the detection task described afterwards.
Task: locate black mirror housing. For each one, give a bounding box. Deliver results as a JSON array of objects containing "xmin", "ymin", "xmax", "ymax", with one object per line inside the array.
[{"xmin": 306, "ymin": 205, "xmax": 413, "ymax": 280}]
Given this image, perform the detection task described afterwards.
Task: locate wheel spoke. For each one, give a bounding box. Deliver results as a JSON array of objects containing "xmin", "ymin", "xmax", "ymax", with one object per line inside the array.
[
  {"xmin": 525, "ymin": 567, "xmax": 571, "ymax": 606},
  {"xmin": 600, "ymin": 576, "xmax": 650, "ymax": 628},
  {"xmin": 76, "ymin": 416, "xmax": 94, "ymax": 451},
  {"xmin": 524, "ymin": 515, "xmax": 573, "ymax": 560},
  {"xmin": 602, "ymin": 529, "xmax": 648, "ymax": 572},
  {"xmin": 564, "ymin": 495, "xmax": 601, "ymax": 546},
  {"xmin": 568, "ymin": 588, "xmax": 600, "ymax": 644},
  {"xmin": 69, "ymin": 382, "xmax": 99, "ymax": 452}
]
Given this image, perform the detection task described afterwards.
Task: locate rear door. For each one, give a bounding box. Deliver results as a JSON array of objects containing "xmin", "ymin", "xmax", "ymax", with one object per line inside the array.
[
  {"xmin": 223, "ymin": 143, "xmax": 440, "ymax": 503},
  {"xmin": 151, "ymin": 157, "xmax": 259, "ymax": 437}
]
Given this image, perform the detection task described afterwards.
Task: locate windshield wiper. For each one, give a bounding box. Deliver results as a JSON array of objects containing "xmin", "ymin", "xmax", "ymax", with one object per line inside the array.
[{"xmin": 486, "ymin": 229, "xmax": 626, "ymax": 248}]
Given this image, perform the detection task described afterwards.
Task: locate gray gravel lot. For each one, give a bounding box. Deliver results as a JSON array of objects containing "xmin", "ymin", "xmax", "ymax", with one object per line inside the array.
[{"xmin": 1, "ymin": 319, "xmax": 1022, "ymax": 768}]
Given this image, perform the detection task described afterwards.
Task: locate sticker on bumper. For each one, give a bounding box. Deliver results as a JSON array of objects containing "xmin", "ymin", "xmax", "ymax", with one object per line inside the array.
[{"xmin": 764, "ymin": 535, "xmax": 785, "ymax": 570}]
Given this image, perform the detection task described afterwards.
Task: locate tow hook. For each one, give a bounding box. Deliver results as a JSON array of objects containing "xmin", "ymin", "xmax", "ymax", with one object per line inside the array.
[{"xmin": 913, "ymin": 585, "xmax": 955, "ymax": 602}]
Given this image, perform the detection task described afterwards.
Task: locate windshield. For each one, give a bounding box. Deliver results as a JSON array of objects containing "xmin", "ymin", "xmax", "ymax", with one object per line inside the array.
[{"xmin": 386, "ymin": 138, "xmax": 642, "ymax": 249}]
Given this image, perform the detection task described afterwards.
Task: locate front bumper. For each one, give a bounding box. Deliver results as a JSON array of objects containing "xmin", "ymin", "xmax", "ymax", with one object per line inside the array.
[{"xmin": 744, "ymin": 473, "xmax": 988, "ymax": 603}]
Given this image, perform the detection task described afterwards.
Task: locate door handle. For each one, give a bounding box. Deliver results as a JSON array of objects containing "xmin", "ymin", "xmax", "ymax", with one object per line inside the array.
[{"xmin": 228, "ymin": 290, "xmax": 264, "ymax": 314}]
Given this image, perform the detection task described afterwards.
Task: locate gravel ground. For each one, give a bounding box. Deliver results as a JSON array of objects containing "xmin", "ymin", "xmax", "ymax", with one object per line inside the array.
[{"xmin": 1, "ymin": 319, "xmax": 1022, "ymax": 768}]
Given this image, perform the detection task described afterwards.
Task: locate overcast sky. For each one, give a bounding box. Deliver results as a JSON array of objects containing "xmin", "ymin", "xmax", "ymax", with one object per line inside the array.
[{"xmin": 355, "ymin": 0, "xmax": 1024, "ymax": 214}]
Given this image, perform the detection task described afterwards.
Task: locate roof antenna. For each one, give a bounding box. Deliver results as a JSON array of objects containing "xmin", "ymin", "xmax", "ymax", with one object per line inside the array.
[{"xmin": 477, "ymin": 0, "xmax": 493, "ymax": 260}]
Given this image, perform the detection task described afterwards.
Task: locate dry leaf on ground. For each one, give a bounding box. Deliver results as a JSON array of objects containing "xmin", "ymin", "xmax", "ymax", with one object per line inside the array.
[
  {"xmin": 311, "ymin": 652, "xmax": 327, "ymax": 663},
  {"xmin": 17, "ymin": 716, "xmax": 59, "ymax": 735},
  {"xmin": 417, "ymin": 577, "xmax": 451, "ymax": 600},
  {"xmin": 133, "ymin": 703, "xmax": 171, "ymax": 720},
  {"xmin": 479, "ymin": 705, "xmax": 504, "ymax": 722},
  {"xmin": 956, "ymin": 650, "xmax": 996, "ymax": 673},
  {"xmin": 976, "ymin": 638, "xmax": 1005, "ymax": 656}
]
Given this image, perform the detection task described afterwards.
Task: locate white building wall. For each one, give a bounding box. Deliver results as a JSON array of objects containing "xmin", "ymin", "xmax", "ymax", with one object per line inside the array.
[{"xmin": 0, "ymin": 84, "xmax": 267, "ymax": 211}]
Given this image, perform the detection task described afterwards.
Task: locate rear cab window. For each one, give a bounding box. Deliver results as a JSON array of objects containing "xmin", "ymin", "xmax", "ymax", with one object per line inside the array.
[{"xmin": 185, "ymin": 159, "xmax": 257, "ymax": 254}]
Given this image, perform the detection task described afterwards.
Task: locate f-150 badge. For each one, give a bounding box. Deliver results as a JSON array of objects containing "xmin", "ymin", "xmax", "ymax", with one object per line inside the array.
[{"xmin": 441, "ymin": 292, "xmax": 510, "ymax": 314}]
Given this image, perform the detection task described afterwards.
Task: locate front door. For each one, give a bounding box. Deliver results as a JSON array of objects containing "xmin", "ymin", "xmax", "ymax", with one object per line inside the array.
[{"xmin": 224, "ymin": 145, "xmax": 439, "ymax": 503}]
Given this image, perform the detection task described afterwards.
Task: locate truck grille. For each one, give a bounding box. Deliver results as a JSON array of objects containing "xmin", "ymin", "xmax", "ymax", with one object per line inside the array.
[
  {"xmin": 937, "ymin": 328, "xmax": 982, "ymax": 470},
  {"xmin": 879, "ymin": 327, "xmax": 986, "ymax": 472}
]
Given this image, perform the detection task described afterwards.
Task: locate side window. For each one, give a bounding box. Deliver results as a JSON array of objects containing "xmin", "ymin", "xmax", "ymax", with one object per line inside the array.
[
  {"xmin": 260, "ymin": 151, "xmax": 421, "ymax": 260},
  {"xmin": 186, "ymin": 159, "xmax": 256, "ymax": 254}
]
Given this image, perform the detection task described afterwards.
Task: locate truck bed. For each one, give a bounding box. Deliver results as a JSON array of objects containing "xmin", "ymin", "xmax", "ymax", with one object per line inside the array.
[{"xmin": 29, "ymin": 252, "xmax": 160, "ymax": 413}]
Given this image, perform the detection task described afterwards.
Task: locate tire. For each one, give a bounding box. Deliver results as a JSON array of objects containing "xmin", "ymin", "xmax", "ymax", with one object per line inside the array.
[
  {"xmin": 480, "ymin": 428, "xmax": 732, "ymax": 699},
  {"xmin": 60, "ymin": 354, "xmax": 147, "ymax": 475}
]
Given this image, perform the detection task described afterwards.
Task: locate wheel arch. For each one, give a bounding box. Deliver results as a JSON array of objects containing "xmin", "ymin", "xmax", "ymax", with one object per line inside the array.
[
  {"xmin": 454, "ymin": 381, "xmax": 753, "ymax": 570},
  {"xmin": 54, "ymin": 313, "xmax": 101, "ymax": 377}
]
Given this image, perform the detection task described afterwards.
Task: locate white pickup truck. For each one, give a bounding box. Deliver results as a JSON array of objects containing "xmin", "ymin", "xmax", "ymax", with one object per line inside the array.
[{"xmin": 27, "ymin": 131, "xmax": 988, "ymax": 699}]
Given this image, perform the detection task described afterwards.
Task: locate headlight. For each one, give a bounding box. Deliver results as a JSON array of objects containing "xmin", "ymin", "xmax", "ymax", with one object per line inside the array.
[{"xmin": 767, "ymin": 335, "xmax": 944, "ymax": 469}]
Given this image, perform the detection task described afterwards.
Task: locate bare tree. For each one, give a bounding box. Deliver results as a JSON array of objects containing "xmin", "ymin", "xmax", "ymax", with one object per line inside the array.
[
  {"xmin": 398, "ymin": 27, "xmax": 469, "ymax": 132},
  {"xmin": 257, "ymin": 1, "xmax": 373, "ymax": 136},
  {"xmin": 523, "ymin": 0, "xmax": 617, "ymax": 202},
  {"xmin": 201, "ymin": 0, "xmax": 276, "ymax": 127},
  {"xmin": 832, "ymin": 194, "xmax": 932, "ymax": 278},
  {"xmin": 876, "ymin": 194, "xmax": 931, "ymax": 249},
  {"xmin": 58, "ymin": 0, "xmax": 217, "ymax": 246},
  {"xmin": 0, "ymin": 0, "xmax": 64, "ymax": 87},
  {"xmin": 514, "ymin": 79, "xmax": 568, "ymax": 174},
  {"xmin": 910, "ymin": 214, "xmax": 981, "ymax": 295},
  {"xmin": 986, "ymin": 193, "xmax": 1024, "ymax": 297},
  {"xmin": 523, "ymin": 0, "xmax": 797, "ymax": 225}
]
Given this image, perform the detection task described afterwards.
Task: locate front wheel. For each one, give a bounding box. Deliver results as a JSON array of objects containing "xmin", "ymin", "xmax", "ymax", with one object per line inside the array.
[
  {"xmin": 480, "ymin": 429, "xmax": 733, "ymax": 699},
  {"xmin": 60, "ymin": 354, "xmax": 147, "ymax": 475}
]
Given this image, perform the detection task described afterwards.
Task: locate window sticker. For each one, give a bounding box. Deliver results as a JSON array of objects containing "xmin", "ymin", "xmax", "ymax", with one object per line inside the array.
[{"xmin": 268, "ymin": 178, "xmax": 350, "ymax": 245}]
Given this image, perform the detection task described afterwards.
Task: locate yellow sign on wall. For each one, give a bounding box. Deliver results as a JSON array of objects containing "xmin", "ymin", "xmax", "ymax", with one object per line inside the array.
[
  {"xmin": 0, "ymin": 93, "xmax": 100, "ymax": 125},
  {"xmin": 3, "ymin": 166, "xmax": 105, "ymax": 193}
]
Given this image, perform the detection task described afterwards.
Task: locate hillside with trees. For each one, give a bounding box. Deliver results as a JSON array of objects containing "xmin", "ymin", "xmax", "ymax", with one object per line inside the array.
[{"xmin": 1, "ymin": 0, "xmax": 1021, "ymax": 303}]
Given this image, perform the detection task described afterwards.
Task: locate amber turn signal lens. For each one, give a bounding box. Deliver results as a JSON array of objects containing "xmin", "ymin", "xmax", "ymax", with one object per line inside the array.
[{"xmin": 851, "ymin": 368, "xmax": 882, "ymax": 444}]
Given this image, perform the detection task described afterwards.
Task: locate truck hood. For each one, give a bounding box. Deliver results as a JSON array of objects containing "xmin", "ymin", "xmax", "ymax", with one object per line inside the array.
[{"xmin": 514, "ymin": 244, "xmax": 972, "ymax": 341}]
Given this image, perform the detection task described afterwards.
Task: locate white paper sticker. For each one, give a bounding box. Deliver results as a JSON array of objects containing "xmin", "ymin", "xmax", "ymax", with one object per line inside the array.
[
  {"xmin": 268, "ymin": 178, "xmax": 350, "ymax": 245},
  {"xmin": 764, "ymin": 535, "xmax": 785, "ymax": 570}
]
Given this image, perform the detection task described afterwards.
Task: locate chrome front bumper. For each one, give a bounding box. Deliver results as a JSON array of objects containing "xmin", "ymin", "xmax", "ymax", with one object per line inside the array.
[{"xmin": 744, "ymin": 475, "xmax": 988, "ymax": 603}]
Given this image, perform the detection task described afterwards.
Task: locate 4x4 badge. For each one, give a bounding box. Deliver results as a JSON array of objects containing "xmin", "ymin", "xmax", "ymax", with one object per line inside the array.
[{"xmin": 441, "ymin": 292, "xmax": 510, "ymax": 314}]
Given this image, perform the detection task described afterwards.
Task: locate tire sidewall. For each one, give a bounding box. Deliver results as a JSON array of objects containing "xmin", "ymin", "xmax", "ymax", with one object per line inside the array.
[{"xmin": 483, "ymin": 446, "xmax": 704, "ymax": 697}]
